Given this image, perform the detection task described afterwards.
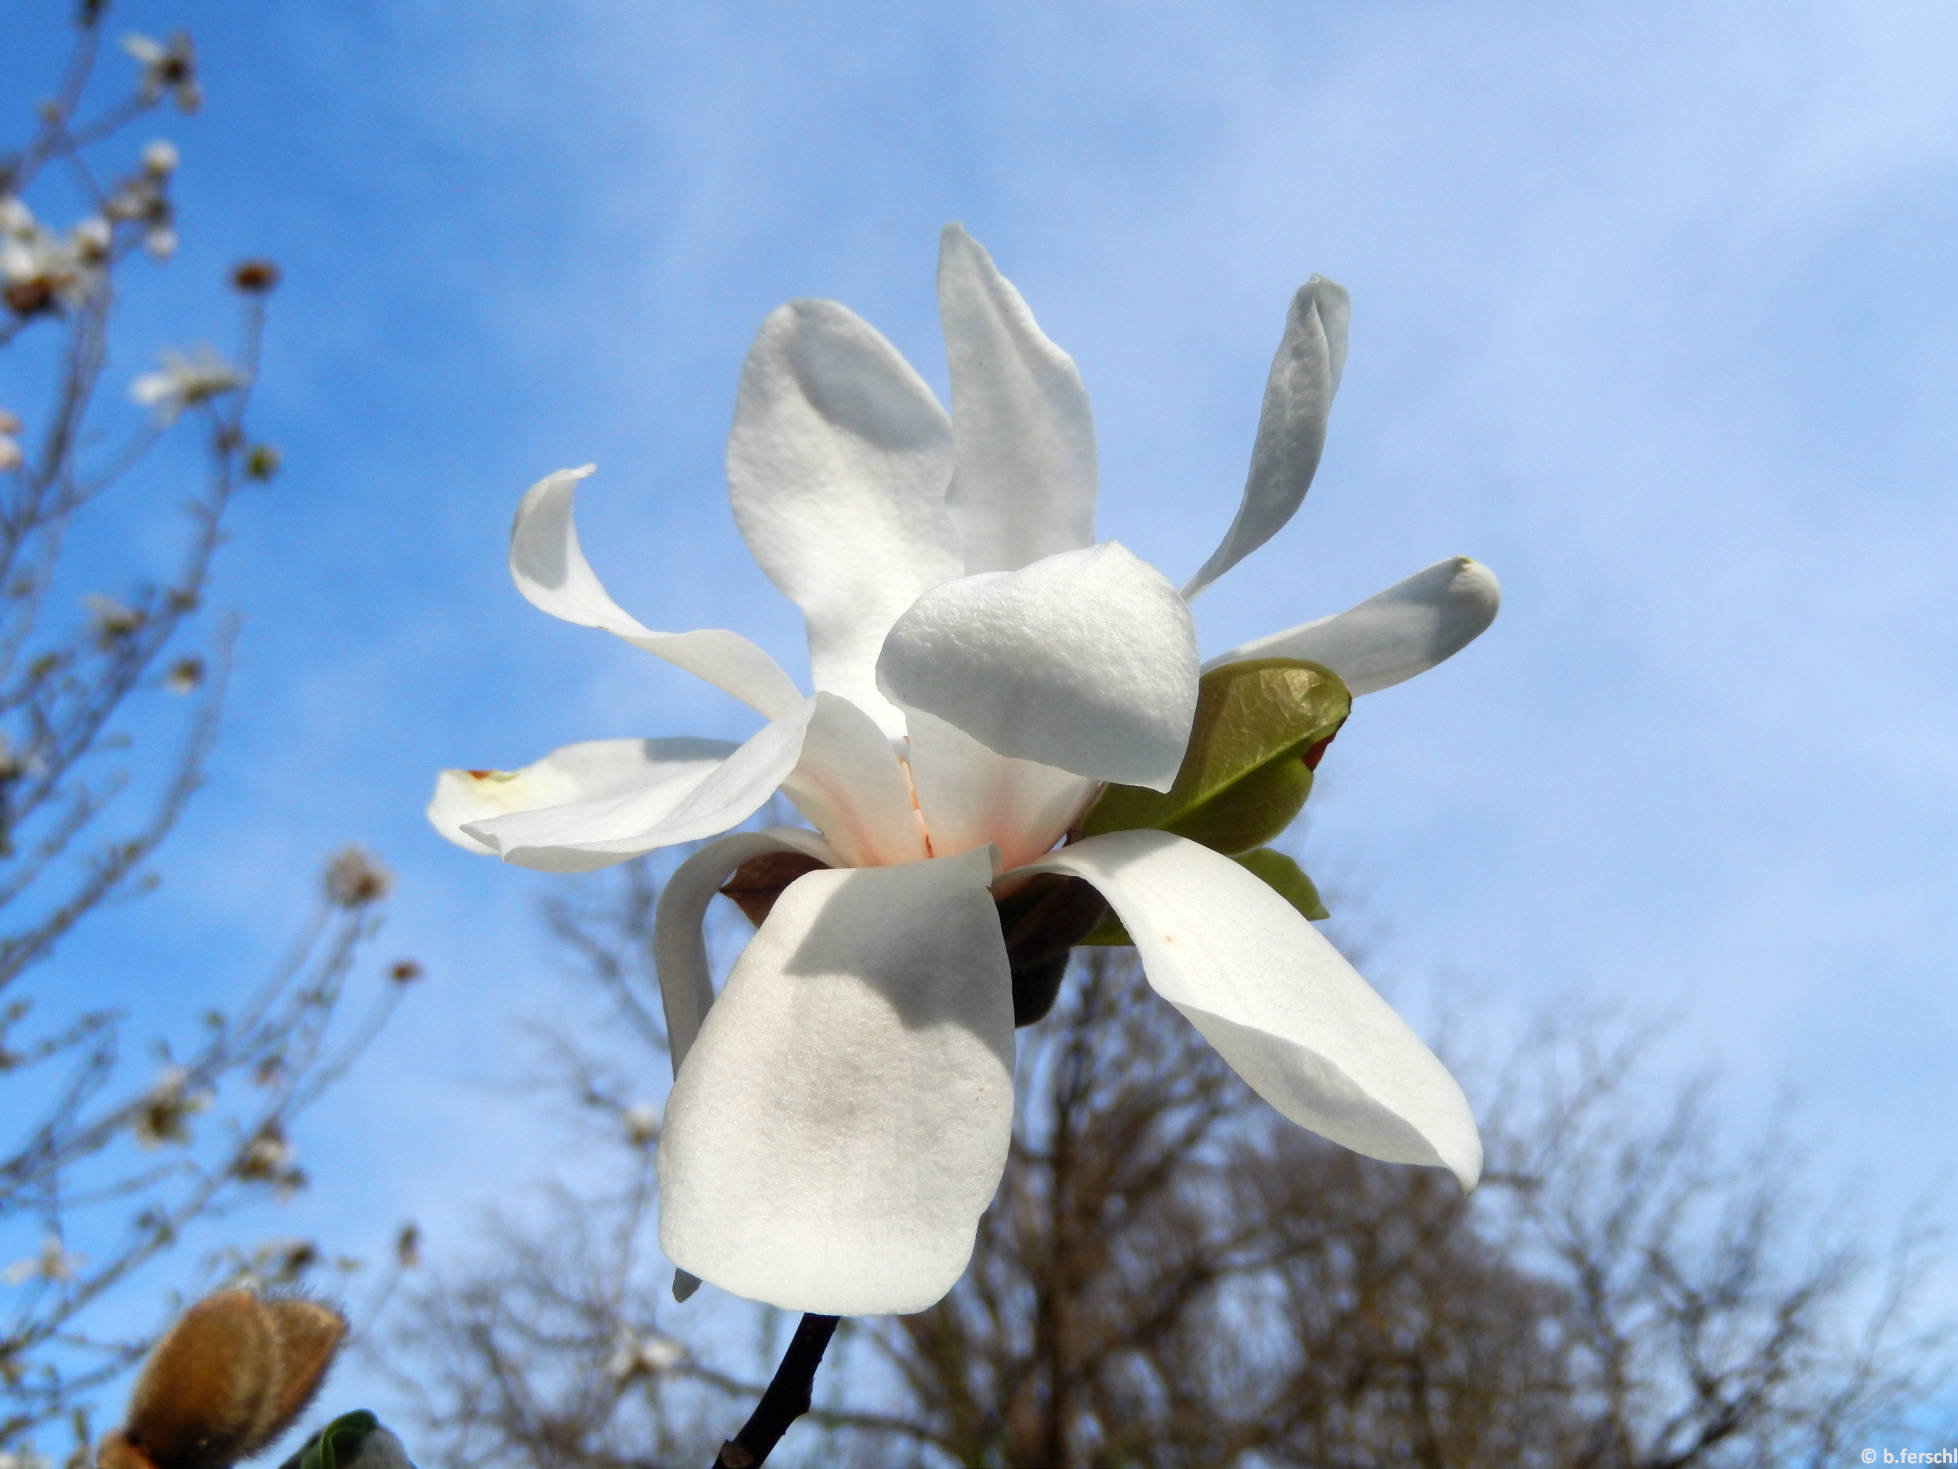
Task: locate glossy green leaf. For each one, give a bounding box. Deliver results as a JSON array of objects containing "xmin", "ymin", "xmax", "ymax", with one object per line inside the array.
[
  {"xmin": 280, "ymin": 1411, "xmax": 413, "ymax": 1469},
  {"xmin": 1080, "ymin": 845, "xmax": 1328, "ymax": 944},
  {"xmin": 1233, "ymin": 847, "xmax": 1329, "ymax": 921},
  {"xmin": 1080, "ymin": 658, "xmax": 1349, "ymax": 854}
]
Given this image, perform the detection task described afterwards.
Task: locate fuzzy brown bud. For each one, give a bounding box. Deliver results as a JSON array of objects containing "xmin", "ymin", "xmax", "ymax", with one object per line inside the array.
[{"xmin": 99, "ymin": 1289, "xmax": 345, "ymax": 1469}]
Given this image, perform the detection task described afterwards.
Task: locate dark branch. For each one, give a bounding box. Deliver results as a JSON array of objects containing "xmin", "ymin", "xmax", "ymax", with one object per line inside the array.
[{"xmin": 713, "ymin": 1312, "xmax": 841, "ymax": 1469}]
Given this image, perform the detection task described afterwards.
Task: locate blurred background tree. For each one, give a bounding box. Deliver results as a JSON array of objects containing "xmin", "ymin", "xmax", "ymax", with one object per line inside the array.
[
  {"xmin": 390, "ymin": 861, "xmax": 1953, "ymax": 1469},
  {"xmin": 1, "ymin": 9, "xmax": 407, "ymax": 1460}
]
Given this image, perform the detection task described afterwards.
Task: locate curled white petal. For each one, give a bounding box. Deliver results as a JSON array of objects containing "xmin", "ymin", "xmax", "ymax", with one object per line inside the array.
[
  {"xmin": 727, "ymin": 301, "xmax": 962, "ymax": 734},
  {"xmin": 1184, "ymin": 277, "xmax": 1349, "ymax": 600},
  {"xmin": 938, "ymin": 224, "xmax": 1096, "ymax": 573},
  {"xmin": 657, "ymin": 847, "xmax": 1013, "ymax": 1314},
  {"xmin": 510, "ymin": 466, "xmax": 803, "ymax": 718},
  {"xmin": 461, "ymin": 700, "xmax": 824, "ymax": 871},
  {"xmin": 428, "ymin": 737, "xmax": 738, "ymax": 856},
  {"xmin": 1207, "ymin": 556, "xmax": 1501, "ymax": 696},
  {"xmin": 1026, "ymin": 829, "xmax": 1481, "ymax": 1189},
  {"xmin": 877, "ymin": 542, "xmax": 1198, "ymax": 792}
]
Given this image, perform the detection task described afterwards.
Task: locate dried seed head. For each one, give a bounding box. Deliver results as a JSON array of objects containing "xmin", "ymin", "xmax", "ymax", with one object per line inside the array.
[
  {"xmin": 229, "ymin": 259, "xmax": 279, "ymax": 294},
  {"xmin": 323, "ymin": 847, "xmax": 390, "ymax": 908}
]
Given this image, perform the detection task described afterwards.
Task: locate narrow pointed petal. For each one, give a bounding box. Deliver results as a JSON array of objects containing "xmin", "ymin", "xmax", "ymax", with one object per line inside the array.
[
  {"xmin": 652, "ymin": 826, "xmax": 840, "ymax": 1306},
  {"xmin": 877, "ymin": 542, "xmax": 1199, "ymax": 791},
  {"xmin": 657, "ymin": 847, "xmax": 1014, "ymax": 1315},
  {"xmin": 1182, "ymin": 278, "xmax": 1350, "ymax": 600},
  {"xmin": 1206, "ymin": 556, "xmax": 1501, "ymax": 696},
  {"xmin": 904, "ymin": 709, "xmax": 1095, "ymax": 870},
  {"xmin": 727, "ymin": 302, "xmax": 963, "ymax": 733},
  {"xmin": 1027, "ymin": 829, "xmax": 1481, "ymax": 1188},
  {"xmin": 428, "ymin": 737, "xmax": 738, "ymax": 856},
  {"xmin": 462, "ymin": 700, "xmax": 824, "ymax": 871},
  {"xmin": 778, "ymin": 693, "xmax": 927, "ymax": 868},
  {"xmin": 938, "ymin": 224, "xmax": 1096, "ymax": 573},
  {"xmin": 510, "ymin": 466, "xmax": 803, "ymax": 718}
]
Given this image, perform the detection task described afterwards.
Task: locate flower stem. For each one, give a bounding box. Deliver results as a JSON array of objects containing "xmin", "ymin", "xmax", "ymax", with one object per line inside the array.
[{"xmin": 713, "ymin": 1312, "xmax": 841, "ymax": 1468}]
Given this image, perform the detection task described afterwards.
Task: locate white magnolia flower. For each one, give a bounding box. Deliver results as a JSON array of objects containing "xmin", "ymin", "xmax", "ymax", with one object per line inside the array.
[
  {"xmin": 131, "ymin": 1065, "xmax": 212, "ymax": 1147},
  {"xmin": 622, "ymin": 1102, "xmax": 660, "ymax": 1147},
  {"xmin": 141, "ymin": 139, "xmax": 180, "ymax": 177},
  {"xmin": 605, "ymin": 1327, "xmax": 687, "ymax": 1382},
  {"xmin": 121, "ymin": 32, "xmax": 201, "ymax": 113},
  {"xmin": 129, "ymin": 345, "xmax": 249, "ymax": 423},
  {"xmin": 0, "ymin": 210, "xmax": 103, "ymax": 316},
  {"xmin": 431, "ymin": 225, "xmax": 1501, "ymax": 1316},
  {"xmin": 2, "ymin": 1235, "xmax": 82, "ymax": 1286}
]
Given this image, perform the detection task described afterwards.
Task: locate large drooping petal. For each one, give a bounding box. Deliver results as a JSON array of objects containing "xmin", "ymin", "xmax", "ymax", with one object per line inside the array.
[
  {"xmin": 1182, "ymin": 278, "xmax": 1350, "ymax": 600},
  {"xmin": 510, "ymin": 466, "xmax": 803, "ymax": 718},
  {"xmin": 1206, "ymin": 556, "xmax": 1501, "ymax": 696},
  {"xmin": 650, "ymin": 825, "xmax": 841, "ymax": 1305},
  {"xmin": 777, "ymin": 691, "xmax": 928, "ymax": 868},
  {"xmin": 1027, "ymin": 829, "xmax": 1481, "ymax": 1189},
  {"xmin": 937, "ymin": 224, "xmax": 1096, "ymax": 574},
  {"xmin": 903, "ymin": 709, "xmax": 1096, "ymax": 869},
  {"xmin": 877, "ymin": 542, "xmax": 1199, "ymax": 791},
  {"xmin": 428, "ymin": 737, "xmax": 738, "ymax": 856},
  {"xmin": 657, "ymin": 847, "xmax": 1014, "ymax": 1315},
  {"xmin": 726, "ymin": 301, "xmax": 963, "ymax": 733},
  {"xmin": 651, "ymin": 827, "xmax": 841, "ymax": 1081}
]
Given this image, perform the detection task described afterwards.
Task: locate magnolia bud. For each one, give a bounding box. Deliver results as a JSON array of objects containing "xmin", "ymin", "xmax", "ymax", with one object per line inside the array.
[{"xmin": 99, "ymin": 1288, "xmax": 346, "ymax": 1469}]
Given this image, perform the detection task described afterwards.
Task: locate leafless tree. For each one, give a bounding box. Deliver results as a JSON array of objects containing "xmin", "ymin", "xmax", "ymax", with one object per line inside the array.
[
  {"xmin": 392, "ymin": 860, "xmax": 1952, "ymax": 1468},
  {"xmin": 1, "ymin": 11, "xmax": 407, "ymax": 1460}
]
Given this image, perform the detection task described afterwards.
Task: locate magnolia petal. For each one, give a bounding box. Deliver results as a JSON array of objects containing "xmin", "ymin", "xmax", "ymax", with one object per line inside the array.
[
  {"xmin": 727, "ymin": 302, "xmax": 963, "ymax": 733},
  {"xmin": 904, "ymin": 709, "xmax": 1095, "ymax": 870},
  {"xmin": 657, "ymin": 847, "xmax": 1014, "ymax": 1315},
  {"xmin": 877, "ymin": 542, "xmax": 1199, "ymax": 792},
  {"xmin": 428, "ymin": 737, "xmax": 737, "ymax": 856},
  {"xmin": 1206, "ymin": 556, "xmax": 1501, "ymax": 696},
  {"xmin": 462, "ymin": 700, "xmax": 825, "ymax": 871},
  {"xmin": 652, "ymin": 825, "xmax": 839, "ymax": 1306},
  {"xmin": 1183, "ymin": 277, "xmax": 1350, "ymax": 600},
  {"xmin": 937, "ymin": 224, "xmax": 1096, "ymax": 574},
  {"xmin": 1026, "ymin": 829, "xmax": 1481, "ymax": 1189},
  {"xmin": 509, "ymin": 466, "xmax": 803, "ymax": 718},
  {"xmin": 651, "ymin": 824, "xmax": 846, "ymax": 1289},
  {"xmin": 779, "ymin": 693, "xmax": 928, "ymax": 868},
  {"xmin": 652, "ymin": 827, "xmax": 841, "ymax": 1081}
]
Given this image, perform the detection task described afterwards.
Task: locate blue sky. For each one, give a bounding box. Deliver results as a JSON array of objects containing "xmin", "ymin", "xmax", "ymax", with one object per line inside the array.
[{"xmin": 5, "ymin": 0, "xmax": 1957, "ymax": 1442}]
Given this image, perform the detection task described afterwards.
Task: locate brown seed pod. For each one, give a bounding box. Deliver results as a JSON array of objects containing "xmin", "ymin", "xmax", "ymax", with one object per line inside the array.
[{"xmin": 115, "ymin": 1288, "xmax": 276, "ymax": 1468}]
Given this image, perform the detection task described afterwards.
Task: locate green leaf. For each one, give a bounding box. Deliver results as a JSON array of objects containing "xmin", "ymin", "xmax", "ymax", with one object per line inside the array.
[
  {"xmin": 282, "ymin": 1411, "xmax": 379, "ymax": 1469},
  {"xmin": 1080, "ymin": 846, "xmax": 1328, "ymax": 945},
  {"xmin": 1233, "ymin": 847, "xmax": 1329, "ymax": 921},
  {"xmin": 1080, "ymin": 658, "xmax": 1350, "ymax": 855}
]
